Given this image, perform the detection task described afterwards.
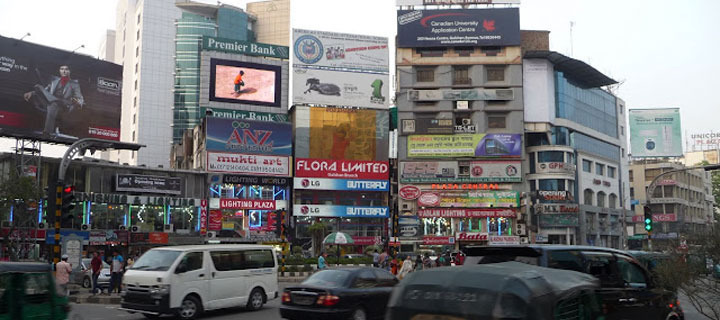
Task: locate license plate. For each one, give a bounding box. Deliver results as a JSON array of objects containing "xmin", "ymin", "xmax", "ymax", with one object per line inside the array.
[{"xmin": 291, "ymin": 294, "xmax": 317, "ymax": 306}]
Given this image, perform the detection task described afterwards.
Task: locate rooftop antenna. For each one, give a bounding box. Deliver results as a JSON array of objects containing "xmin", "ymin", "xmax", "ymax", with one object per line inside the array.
[
  {"xmin": 569, "ymin": 21, "xmax": 575, "ymax": 56},
  {"xmin": 19, "ymin": 32, "xmax": 31, "ymax": 41},
  {"xmin": 71, "ymin": 44, "xmax": 85, "ymax": 54}
]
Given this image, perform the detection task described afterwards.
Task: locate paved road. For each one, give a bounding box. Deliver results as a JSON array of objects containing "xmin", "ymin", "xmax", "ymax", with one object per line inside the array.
[{"xmin": 68, "ymin": 298, "xmax": 283, "ymax": 320}]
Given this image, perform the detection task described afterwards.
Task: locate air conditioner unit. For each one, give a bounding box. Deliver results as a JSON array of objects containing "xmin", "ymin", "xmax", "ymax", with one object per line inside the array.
[
  {"xmin": 520, "ymin": 236, "xmax": 530, "ymax": 244},
  {"xmin": 461, "ymin": 118, "xmax": 472, "ymax": 126},
  {"xmin": 1, "ymin": 221, "xmax": 11, "ymax": 228},
  {"xmin": 163, "ymin": 224, "xmax": 174, "ymax": 233},
  {"xmin": 455, "ymin": 101, "xmax": 469, "ymax": 110},
  {"xmin": 207, "ymin": 231, "xmax": 217, "ymax": 238},
  {"xmin": 118, "ymin": 225, "xmax": 127, "ymax": 230},
  {"xmin": 515, "ymin": 223, "xmax": 527, "ymax": 236},
  {"xmin": 37, "ymin": 222, "xmax": 46, "ymax": 229},
  {"xmin": 81, "ymin": 224, "xmax": 92, "ymax": 231},
  {"xmin": 131, "ymin": 225, "xmax": 140, "ymax": 233}
]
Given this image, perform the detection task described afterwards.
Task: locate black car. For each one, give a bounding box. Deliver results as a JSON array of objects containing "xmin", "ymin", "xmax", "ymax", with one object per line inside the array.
[
  {"xmin": 279, "ymin": 267, "xmax": 398, "ymax": 320},
  {"xmin": 464, "ymin": 245, "xmax": 684, "ymax": 320}
]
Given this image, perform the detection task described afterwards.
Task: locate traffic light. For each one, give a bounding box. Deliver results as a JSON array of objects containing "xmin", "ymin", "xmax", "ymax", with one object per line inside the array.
[
  {"xmin": 61, "ymin": 184, "xmax": 76, "ymax": 215},
  {"xmin": 643, "ymin": 206, "xmax": 653, "ymax": 233},
  {"xmin": 275, "ymin": 210, "xmax": 286, "ymax": 238}
]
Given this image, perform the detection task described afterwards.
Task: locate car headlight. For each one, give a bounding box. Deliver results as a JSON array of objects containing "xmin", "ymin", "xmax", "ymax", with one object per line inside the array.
[{"xmin": 150, "ymin": 284, "xmax": 170, "ymax": 298}]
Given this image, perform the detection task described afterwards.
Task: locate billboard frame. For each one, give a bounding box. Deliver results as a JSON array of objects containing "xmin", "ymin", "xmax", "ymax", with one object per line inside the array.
[{"xmin": 209, "ymin": 58, "xmax": 282, "ymax": 107}]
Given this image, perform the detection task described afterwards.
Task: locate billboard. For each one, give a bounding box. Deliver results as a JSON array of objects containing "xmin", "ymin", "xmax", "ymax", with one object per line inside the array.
[
  {"xmin": 293, "ymin": 177, "xmax": 389, "ymax": 191},
  {"xmin": 407, "ymin": 133, "xmax": 522, "ymax": 158},
  {"xmin": 209, "ymin": 59, "xmax": 281, "ymax": 107},
  {"xmin": 115, "ymin": 174, "xmax": 183, "ymax": 195},
  {"xmin": 206, "ymin": 151, "xmax": 291, "ymax": 176},
  {"xmin": 205, "ymin": 117, "xmax": 292, "ymax": 155},
  {"xmin": 293, "ymin": 29, "xmax": 389, "ymax": 108},
  {"xmin": 0, "ymin": 36, "xmax": 122, "ymax": 142},
  {"xmin": 418, "ymin": 191, "xmax": 519, "ymax": 208},
  {"xmin": 200, "ymin": 107, "xmax": 289, "ymax": 122},
  {"xmin": 294, "ymin": 106, "xmax": 390, "ymax": 161},
  {"xmin": 293, "ymin": 204, "xmax": 389, "ymax": 218},
  {"xmin": 397, "ymin": 0, "xmax": 521, "ymax": 4},
  {"xmin": 203, "ymin": 36, "xmax": 289, "ymax": 59},
  {"xmin": 400, "ymin": 160, "xmax": 521, "ymax": 183},
  {"xmin": 629, "ymin": 108, "xmax": 682, "ymax": 157},
  {"xmin": 295, "ymin": 158, "xmax": 389, "ymax": 180},
  {"xmin": 397, "ymin": 8, "xmax": 521, "ymax": 48}
]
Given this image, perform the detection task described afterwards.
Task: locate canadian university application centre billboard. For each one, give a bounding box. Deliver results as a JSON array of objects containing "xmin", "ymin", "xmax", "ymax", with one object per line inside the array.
[
  {"xmin": 396, "ymin": 8, "xmax": 521, "ymax": 48},
  {"xmin": 0, "ymin": 35, "xmax": 122, "ymax": 142},
  {"xmin": 629, "ymin": 108, "xmax": 683, "ymax": 157},
  {"xmin": 293, "ymin": 29, "xmax": 389, "ymax": 109}
]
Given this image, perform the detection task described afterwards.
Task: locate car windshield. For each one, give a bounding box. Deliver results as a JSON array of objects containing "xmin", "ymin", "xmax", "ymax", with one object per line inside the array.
[
  {"xmin": 302, "ymin": 270, "xmax": 351, "ymax": 288},
  {"xmin": 129, "ymin": 250, "xmax": 182, "ymax": 271}
]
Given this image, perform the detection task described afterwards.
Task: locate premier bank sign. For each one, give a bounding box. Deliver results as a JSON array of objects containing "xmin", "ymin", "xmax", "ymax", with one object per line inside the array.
[{"xmin": 203, "ymin": 36, "xmax": 289, "ymax": 59}]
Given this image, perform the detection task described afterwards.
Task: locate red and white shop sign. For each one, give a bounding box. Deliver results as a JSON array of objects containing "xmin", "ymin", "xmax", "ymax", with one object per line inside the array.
[
  {"xmin": 295, "ymin": 158, "xmax": 389, "ymax": 180},
  {"xmin": 208, "ymin": 210, "xmax": 223, "ymax": 231},
  {"xmin": 632, "ymin": 213, "xmax": 677, "ymax": 223},
  {"xmin": 489, "ymin": 235, "xmax": 520, "ymax": 245},
  {"xmin": 423, "ymin": 236, "xmax": 455, "ymax": 245},
  {"xmin": 200, "ymin": 199, "xmax": 208, "ymax": 235},
  {"xmin": 417, "ymin": 192, "xmax": 441, "ymax": 207},
  {"xmin": 220, "ymin": 199, "xmax": 276, "ymax": 210},
  {"xmin": 399, "ymin": 186, "xmax": 421, "ymax": 200},
  {"xmin": 417, "ymin": 208, "xmax": 516, "ymax": 218},
  {"xmin": 353, "ymin": 236, "xmax": 383, "ymax": 246},
  {"xmin": 207, "ymin": 152, "xmax": 290, "ymax": 176},
  {"xmin": 456, "ymin": 232, "xmax": 488, "ymax": 242}
]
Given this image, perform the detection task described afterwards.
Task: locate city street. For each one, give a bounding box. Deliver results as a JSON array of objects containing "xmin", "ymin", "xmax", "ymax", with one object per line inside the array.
[{"xmin": 68, "ymin": 300, "xmax": 283, "ymax": 320}]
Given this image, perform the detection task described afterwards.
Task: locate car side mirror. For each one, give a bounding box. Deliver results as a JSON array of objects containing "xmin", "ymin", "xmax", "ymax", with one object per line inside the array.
[{"xmin": 175, "ymin": 263, "xmax": 187, "ymax": 274}]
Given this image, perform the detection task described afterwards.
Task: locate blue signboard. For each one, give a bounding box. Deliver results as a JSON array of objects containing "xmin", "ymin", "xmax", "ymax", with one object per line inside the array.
[
  {"xmin": 293, "ymin": 204, "xmax": 390, "ymax": 218},
  {"xmin": 45, "ymin": 230, "xmax": 90, "ymax": 244},
  {"xmin": 205, "ymin": 117, "xmax": 292, "ymax": 155},
  {"xmin": 397, "ymin": 8, "xmax": 521, "ymax": 48},
  {"xmin": 293, "ymin": 178, "xmax": 389, "ymax": 191}
]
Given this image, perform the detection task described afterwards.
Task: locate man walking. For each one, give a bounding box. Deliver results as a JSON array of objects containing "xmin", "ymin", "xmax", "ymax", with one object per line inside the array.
[
  {"xmin": 55, "ymin": 254, "xmax": 72, "ymax": 296},
  {"xmin": 372, "ymin": 249, "xmax": 380, "ymax": 267},
  {"xmin": 110, "ymin": 251, "xmax": 124, "ymax": 295},
  {"xmin": 317, "ymin": 252, "xmax": 327, "ymax": 270},
  {"xmin": 90, "ymin": 251, "xmax": 103, "ymax": 295}
]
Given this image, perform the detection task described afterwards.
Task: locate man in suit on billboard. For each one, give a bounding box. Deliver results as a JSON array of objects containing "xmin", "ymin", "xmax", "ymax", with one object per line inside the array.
[{"xmin": 23, "ymin": 65, "xmax": 84, "ymax": 137}]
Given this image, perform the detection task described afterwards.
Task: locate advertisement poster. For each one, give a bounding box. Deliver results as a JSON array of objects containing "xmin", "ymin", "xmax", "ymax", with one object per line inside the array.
[
  {"xmin": 422, "ymin": 236, "xmax": 455, "ymax": 245},
  {"xmin": 489, "ymin": 235, "xmax": 520, "ymax": 245},
  {"xmin": 203, "ymin": 36, "xmax": 289, "ymax": 59},
  {"xmin": 200, "ymin": 107, "xmax": 289, "ymax": 122},
  {"xmin": 208, "ymin": 210, "xmax": 223, "ymax": 231},
  {"xmin": 417, "ymin": 208, "xmax": 516, "ymax": 218},
  {"xmin": 205, "ymin": 117, "xmax": 292, "ymax": 155},
  {"xmin": 115, "ymin": 174, "xmax": 182, "ymax": 195},
  {"xmin": 629, "ymin": 108, "xmax": 682, "ymax": 157},
  {"xmin": 200, "ymin": 199, "xmax": 207, "ymax": 235},
  {"xmin": 400, "ymin": 118, "xmax": 454, "ymax": 135},
  {"xmin": 206, "ymin": 152, "xmax": 291, "ymax": 176},
  {"xmin": 539, "ymin": 214, "xmax": 579, "ymax": 227},
  {"xmin": 0, "ymin": 35, "xmax": 122, "ymax": 142},
  {"xmin": 397, "ymin": 8, "xmax": 521, "ymax": 48},
  {"xmin": 209, "ymin": 59, "xmax": 281, "ymax": 107},
  {"xmin": 221, "ymin": 175, "xmax": 290, "ymax": 186},
  {"xmin": 295, "ymin": 158, "xmax": 389, "ymax": 180},
  {"xmin": 419, "ymin": 191, "xmax": 519, "ymax": 208},
  {"xmin": 407, "ymin": 134, "xmax": 522, "ymax": 158},
  {"xmin": 400, "ymin": 161, "xmax": 520, "ymax": 183},
  {"xmin": 219, "ymin": 199, "xmax": 278, "ymax": 210},
  {"xmin": 294, "ymin": 107, "xmax": 390, "ymax": 161},
  {"xmin": 407, "ymin": 88, "xmax": 514, "ymax": 101},
  {"xmin": 293, "ymin": 204, "xmax": 389, "ymax": 218},
  {"xmin": 293, "ymin": 29, "xmax": 389, "ymax": 109},
  {"xmin": 293, "ymin": 177, "xmax": 389, "ymax": 191}
]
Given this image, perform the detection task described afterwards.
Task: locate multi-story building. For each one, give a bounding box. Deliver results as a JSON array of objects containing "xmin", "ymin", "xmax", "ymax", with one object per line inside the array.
[
  {"xmin": 395, "ymin": 7, "xmax": 526, "ymax": 252},
  {"xmin": 104, "ymin": 0, "xmax": 182, "ymax": 167},
  {"xmin": 523, "ymin": 34, "xmax": 631, "ymax": 248},
  {"xmin": 98, "ymin": 29, "xmax": 116, "ymax": 62},
  {"xmin": 247, "ymin": 0, "xmax": 290, "ymax": 46},
  {"xmin": 628, "ymin": 161, "xmax": 714, "ymax": 247}
]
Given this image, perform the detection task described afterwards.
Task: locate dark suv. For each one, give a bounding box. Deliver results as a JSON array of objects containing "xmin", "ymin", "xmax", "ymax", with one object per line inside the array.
[{"xmin": 464, "ymin": 245, "xmax": 683, "ymax": 320}]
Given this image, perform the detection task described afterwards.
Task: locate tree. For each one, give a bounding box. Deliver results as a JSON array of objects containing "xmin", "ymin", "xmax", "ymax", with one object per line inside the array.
[
  {"xmin": 0, "ymin": 169, "xmax": 42, "ymax": 261},
  {"xmin": 307, "ymin": 220, "xmax": 328, "ymax": 257}
]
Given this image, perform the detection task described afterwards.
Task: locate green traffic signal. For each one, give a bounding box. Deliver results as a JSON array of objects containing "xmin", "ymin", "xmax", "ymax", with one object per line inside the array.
[
  {"xmin": 644, "ymin": 218, "xmax": 652, "ymax": 224},
  {"xmin": 645, "ymin": 224, "xmax": 652, "ymax": 231}
]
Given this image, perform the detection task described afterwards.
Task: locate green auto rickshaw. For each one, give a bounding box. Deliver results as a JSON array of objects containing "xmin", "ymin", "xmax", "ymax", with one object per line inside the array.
[{"xmin": 0, "ymin": 262, "xmax": 70, "ymax": 320}]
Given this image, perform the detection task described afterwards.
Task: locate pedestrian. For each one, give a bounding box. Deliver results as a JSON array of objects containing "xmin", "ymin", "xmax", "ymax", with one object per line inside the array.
[
  {"xmin": 127, "ymin": 255, "xmax": 135, "ymax": 269},
  {"xmin": 456, "ymin": 251, "xmax": 465, "ymax": 266},
  {"xmin": 415, "ymin": 254, "xmax": 423, "ymax": 271},
  {"xmin": 55, "ymin": 254, "xmax": 73, "ymax": 296},
  {"xmin": 390, "ymin": 255, "xmax": 399, "ymax": 275},
  {"xmin": 437, "ymin": 254, "xmax": 447, "ymax": 267},
  {"xmin": 378, "ymin": 250, "xmax": 389, "ymax": 270},
  {"xmin": 372, "ymin": 249, "xmax": 380, "ymax": 268},
  {"xmin": 423, "ymin": 253, "xmax": 433, "ymax": 269},
  {"xmin": 317, "ymin": 252, "xmax": 327, "ymax": 270},
  {"xmin": 398, "ymin": 255, "xmax": 414, "ymax": 280},
  {"xmin": 90, "ymin": 251, "xmax": 103, "ymax": 295},
  {"xmin": 110, "ymin": 251, "xmax": 124, "ymax": 295}
]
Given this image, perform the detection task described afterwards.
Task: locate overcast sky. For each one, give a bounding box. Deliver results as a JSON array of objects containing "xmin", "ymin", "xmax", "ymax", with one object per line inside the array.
[{"xmin": 0, "ymin": 0, "xmax": 717, "ymax": 157}]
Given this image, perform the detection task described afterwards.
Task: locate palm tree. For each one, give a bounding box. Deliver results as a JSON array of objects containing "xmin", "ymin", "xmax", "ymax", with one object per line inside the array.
[{"xmin": 307, "ymin": 220, "xmax": 328, "ymax": 257}]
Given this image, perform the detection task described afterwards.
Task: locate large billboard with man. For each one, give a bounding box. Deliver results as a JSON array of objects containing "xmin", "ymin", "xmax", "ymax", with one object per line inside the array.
[
  {"xmin": 0, "ymin": 35, "xmax": 122, "ymax": 142},
  {"xmin": 629, "ymin": 108, "xmax": 682, "ymax": 157}
]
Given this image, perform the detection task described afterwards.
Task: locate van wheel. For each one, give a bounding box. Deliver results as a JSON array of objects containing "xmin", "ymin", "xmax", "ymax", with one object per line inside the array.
[
  {"xmin": 246, "ymin": 288, "xmax": 265, "ymax": 311},
  {"xmin": 177, "ymin": 295, "xmax": 202, "ymax": 320},
  {"xmin": 350, "ymin": 307, "xmax": 367, "ymax": 320},
  {"xmin": 82, "ymin": 276, "xmax": 91, "ymax": 288}
]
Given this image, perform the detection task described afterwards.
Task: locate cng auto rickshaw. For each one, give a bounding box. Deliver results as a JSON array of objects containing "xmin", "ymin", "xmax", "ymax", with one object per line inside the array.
[
  {"xmin": 386, "ymin": 261, "xmax": 604, "ymax": 320},
  {"xmin": 0, "ymin": 262, "xmax": 70, "ymax": 320}
]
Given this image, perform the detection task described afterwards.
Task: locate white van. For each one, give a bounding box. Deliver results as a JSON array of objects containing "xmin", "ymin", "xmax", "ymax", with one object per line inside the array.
[{"xmin": 120, "ymin": 244, "xmax": 279, "ymax": 319}]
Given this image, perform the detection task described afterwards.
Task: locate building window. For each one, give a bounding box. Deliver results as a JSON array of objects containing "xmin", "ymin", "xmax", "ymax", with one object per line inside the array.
[
  {"xmin": 487, "ymin": 114, "xmax": 506, "ymax": 129},
  {"xmin": 582, "ymin": 160, "xmax": 592, "ymax": 173},
  {"xmin": 596, "ymin": 163, "xmax": 605, "ymax": 176},
  {"xmin": 136, "ymin": 30, "xmax": 140, "ymax": 40},
  {"xmin": 133, "ymin": 96, "xmax": 137, "ymax": 108},
  {"xmin": 538, "ymin": 151, "xmax": 565, "ymax": 163},
  {"xmin": 481, "ymin": 46, "xmax": 501, "ymax": 56},
  {"xmin": 584, "ymin": 189, "xmax": 594, "ymax": 205},
  {"xmin": 620, "ymin": 126, "xmax": 625, "ymax": 136},
  {"xmin": 135, "ymin": 46, "xmax": 139, "ymax": 57},
  {"xmin": 620, "ymin": 105, "xmax": 624, "ymax": 114},
  {"xmin": 539, "ymin": 179, "xmax": 565, "ymax": 191},
  {"xmin": 529, "ymin": 153, "xmax": 536, "ymax": 174},
  {"xmin": 416, "ymin": 67, "xmax": 435, "ymax": 82},
  {"xmin": 597, "ymin": 191, "xmax": 606, "ymax": 207},
  {"xmin": 608, "ymin": 166, "xmax": 616, "ymax": 178},
  {"xmin": 453, "ymin": 66, "xmax": 470, "ymax": 85},
  {"xmin": 137, "ymin": 13, "xmax": 141, "ymax": 24},
  {"xmin": 486, "ymin": 66, "xmax": 505, "ymax": 81},
  {"xmin": 134, "ymin": 80, "xmax": 138, "ymax": 90},
  {"xmin": 455, "ymin": 46, "xmax": 474, "ymax": 57},
  {"xmin": 630, "ymin": 187, "xmax": 634, "ymax": 197},
  {"xmin": 609, "ymin": 194, "xmax": 617, "ymax": 209},
  {"xmin": 133, "ymin": 113, "xmax": 136, "ymax": 124},
  {"xmin": 132, "ymin": 131, "xmax": 135, "ymax": 141},
  {"xmin": 629, "ymin": 170, "xmax": 633, "ymax": 182},
  {"xmin": 416, "ymin": 47, "xmax": 445, "ymax": 57},
  {"xmin": 135, "ymin": 63, "xmax": 139, "ymax": 74}
]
